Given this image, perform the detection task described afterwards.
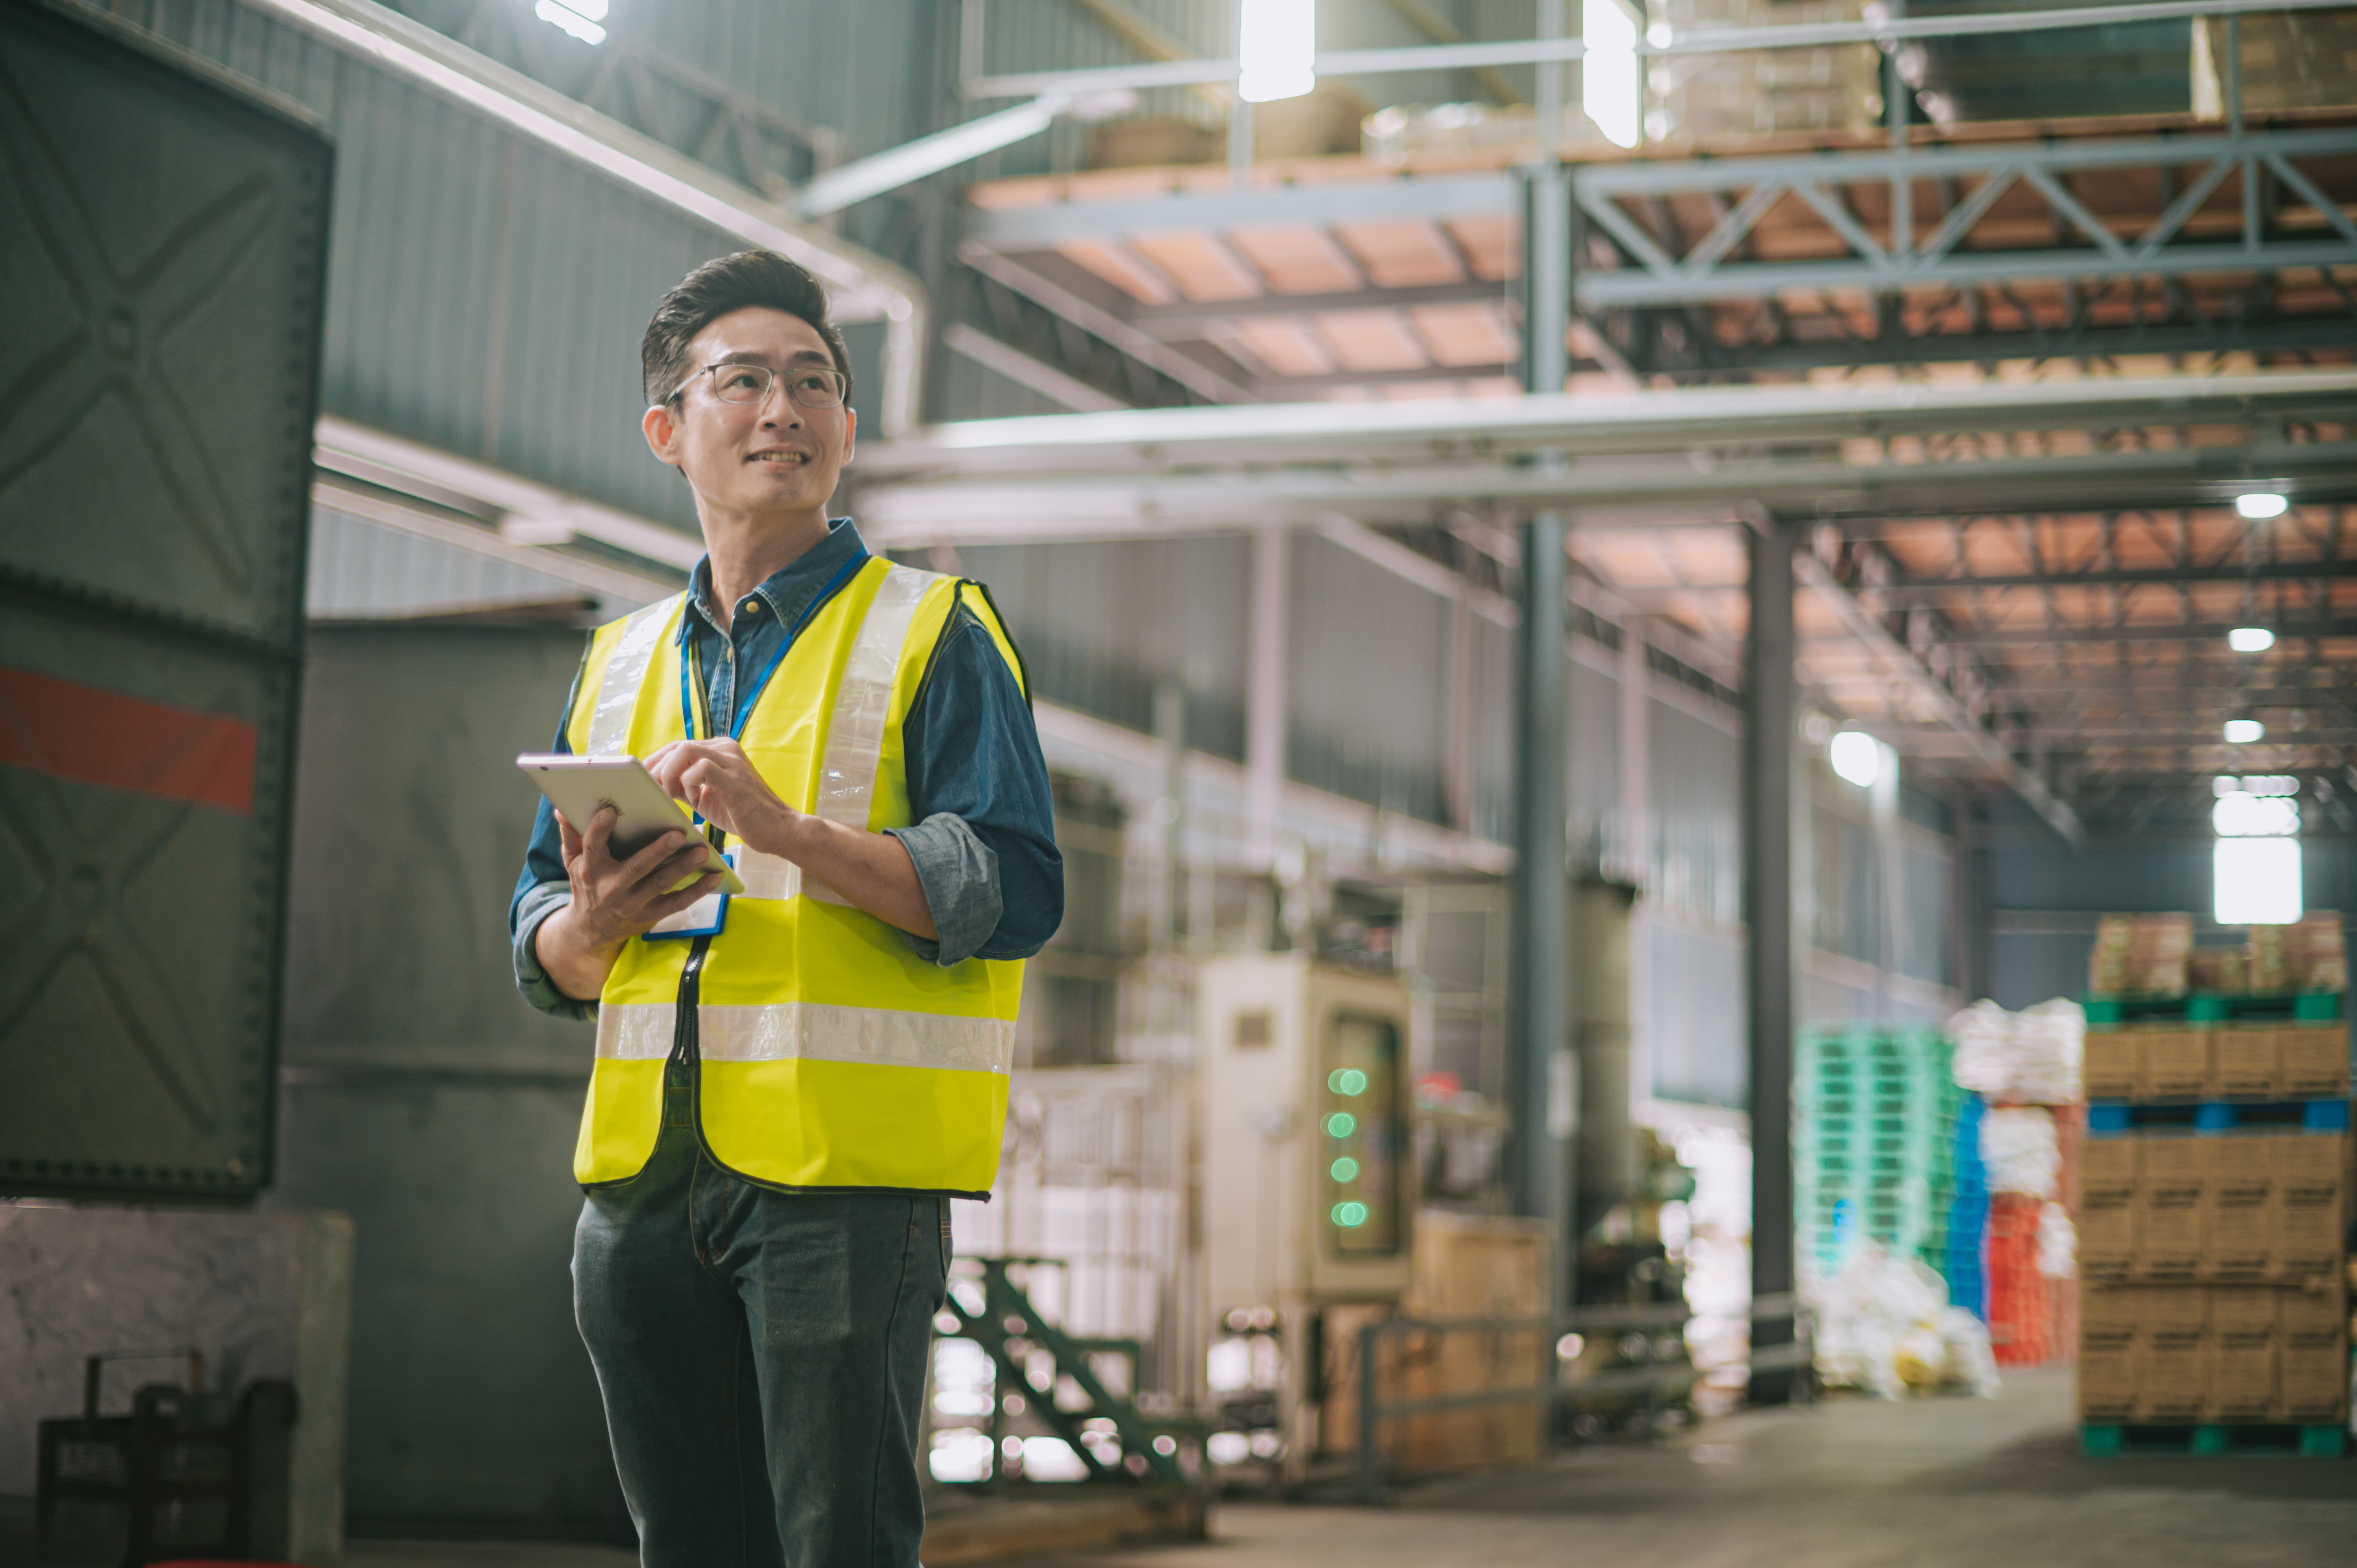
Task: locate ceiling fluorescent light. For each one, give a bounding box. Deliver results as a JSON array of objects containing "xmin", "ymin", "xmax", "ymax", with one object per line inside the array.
[
  {"xmin": 534, "ymin": 0, "xmax": 606, "ymax": 44},
  {"xmin": 2223, "ymin": 719, "xmax": 2265, "ymax": 744},
  {"xmin": 1829, "ymin": 730, "xmax": 1880, "ymax": 788},
  {"xmin": 1239, "ymin": 0, "xmax": 1315, "ymax": 104},
  {"xmin": 2227, "ymin": 627, "xmax": 2275, "ymax": 653},
  {"xmin": 1583, "ymin": 0, "xmax": 1642, "ymax": 148},
  {"xmin": 2234, "ymin": 493, "xmax": 2288, "ymax": 519}
]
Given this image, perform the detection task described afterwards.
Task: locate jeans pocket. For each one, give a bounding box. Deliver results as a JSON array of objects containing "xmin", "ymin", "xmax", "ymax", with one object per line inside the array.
[{"xmin": 938, "ymin": 1198, "xmax": 955, "ymax": 1278}]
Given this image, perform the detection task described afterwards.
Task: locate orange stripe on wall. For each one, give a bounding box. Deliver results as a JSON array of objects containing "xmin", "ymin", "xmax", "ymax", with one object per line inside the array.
[{"xmin": 0, "ymin": 666, "xmax": 258, "ymax": 815}]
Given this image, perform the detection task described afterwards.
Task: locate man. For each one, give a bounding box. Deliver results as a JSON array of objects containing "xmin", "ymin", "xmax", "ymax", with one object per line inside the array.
[{"xmin": 507, "ymin": 251, "xmax": 1062, "ymax": 1568}]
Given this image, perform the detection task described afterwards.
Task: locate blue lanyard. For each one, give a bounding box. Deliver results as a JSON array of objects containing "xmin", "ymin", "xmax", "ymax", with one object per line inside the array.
[{"xmin": 679, "ymin": 551, "xmax": 868, "ymax": 743}]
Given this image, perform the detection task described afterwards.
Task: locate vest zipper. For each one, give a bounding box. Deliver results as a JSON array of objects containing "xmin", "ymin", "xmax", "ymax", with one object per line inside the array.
[{"xmin": 670, "ymin": 933, "xmax": 715, "ymax": 1067}]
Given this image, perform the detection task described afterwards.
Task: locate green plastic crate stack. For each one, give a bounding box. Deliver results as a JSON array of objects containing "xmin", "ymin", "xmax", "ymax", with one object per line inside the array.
[{"xmin": 1796, "ymin": 1026, "xmax": 1965, "ymax": 1277}]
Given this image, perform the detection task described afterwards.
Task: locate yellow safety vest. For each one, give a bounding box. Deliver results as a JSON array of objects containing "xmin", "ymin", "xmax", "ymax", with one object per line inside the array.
[{"xmin": 563, "ymin": 556, "xmax": 1027, "ymax": 1195}]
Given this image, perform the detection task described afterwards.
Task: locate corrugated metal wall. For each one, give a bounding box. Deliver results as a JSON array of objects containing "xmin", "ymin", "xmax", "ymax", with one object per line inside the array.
[
  {"xmin": 1288, "ymin": 533, "xmax": 1454, "ymax": 823},
  {"xmin": 1645, "ymin": 695, "xmax": 1742, "ymax": 927},
  {"xmin": 954, "ymin": 536, "xmax": 1252, "ymax": 758}
]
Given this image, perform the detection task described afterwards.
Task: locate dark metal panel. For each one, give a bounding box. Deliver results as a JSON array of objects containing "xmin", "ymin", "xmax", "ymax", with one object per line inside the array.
[
  {"xmin": 272, "ymin": 624, "xmax": 624, "ymax": 1533},
  {"xmin": 112, "ymin": 0, "xmax": 739, "ymax": 536},
  {"xmin": 0, "ymin": 0, "xmax": 329, "ymax": 1201}
]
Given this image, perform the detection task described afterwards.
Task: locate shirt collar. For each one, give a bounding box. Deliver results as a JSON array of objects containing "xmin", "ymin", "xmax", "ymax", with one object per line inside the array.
[{"xmin": 684, "ymin": 517, "xmax": 868, "ymax": 641}]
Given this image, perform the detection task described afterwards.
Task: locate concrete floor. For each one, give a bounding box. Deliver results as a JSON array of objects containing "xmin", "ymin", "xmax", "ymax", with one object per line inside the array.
[
  {"xmin": 1053, "ymin": 1368, "xmax": 2357, "ymax": 1568},
  {"xmin": 339, "ymin": 1368, "xmax": 2355, "ymax": 1568}
]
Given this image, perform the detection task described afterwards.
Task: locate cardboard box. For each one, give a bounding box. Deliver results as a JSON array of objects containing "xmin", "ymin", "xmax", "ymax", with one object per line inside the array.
[
  {"xmin": 2083, "ymin": 1032, "xmax": 2141, "ymax": 1101},
  {"xmin": 2079, "ymin": 1139, "xmax": 2138, "ymax": 1279},
  {"xmin": 2204, "ymin": 1286, "xmax": 2278, "ymax": 1420},
  {"xmin": 2080, "ymin": 1137, "xmax": 2138, "ymax": 1198},
  {"xmin": 2137, "ymin": 1138, "xmax": 2206, "ymax": 1280},
  {"xmin": 2138, "ymin": 1285, "xmax": 2209, "ymax": 1421},
  {"xmin": 2273, "ymin": 1195, "xmax": 2346, "ymax": 1283},
  {"xmin": 2275, "ymin": 1277, "xmax": 2350, "ymax": 1423},
  {"xmin": 2273, "ymin": 1134, "xmax": 2348, "ymax": 1281},
  {"xmin": 2276, "ymin": 1026, "xmax": 2350, "ymax": 1097},
  {"xmin": 2141, "ymin": 1028, "xmax": 2212, "ymax": 1100},
  {"xmin": 2077, "ymin": 1285, "xmax": 2143, "ymax": 1421},
  {"xmin": 2202, "ymin": 1137, "xmax": 2274, "ymax": 1279},
  {"xmin": 2210, "ymin": 1029, "xmax": 2280, "ymax": 1098},
  {"xmin": 2080, "ymin": 1192, "xmax": 2138, "ymax": 1280},
  {"xmin": 2272, "ymin": 1132, "xmax": 2345, "ymax": 1202},
  {"xmin": 1398, "ymin": 1211, "xmax": 1550, "ymax": 1472}
]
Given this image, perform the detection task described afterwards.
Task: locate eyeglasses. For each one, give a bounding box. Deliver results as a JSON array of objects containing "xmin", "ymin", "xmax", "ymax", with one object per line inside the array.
[{"xmin": 672, "ymin": 361, "xmax": 848, "ymax": 410}]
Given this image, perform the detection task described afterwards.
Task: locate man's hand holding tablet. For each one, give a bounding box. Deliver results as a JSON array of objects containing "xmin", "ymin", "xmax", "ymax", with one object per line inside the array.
[{"xmin": 518, "ymin": 754, "xmax": 738, "ymax": 995}]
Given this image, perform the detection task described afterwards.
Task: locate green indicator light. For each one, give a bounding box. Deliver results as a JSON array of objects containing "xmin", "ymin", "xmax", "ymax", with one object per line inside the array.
[
  {"xmin": 1330, "ymin": 1157, "xmax": 1360, "ymax": 1183},
  {"xmin": 1339, "ymin": 1068, "xmax": 1368, "ymax": 1097},
  {"xmin": 1324, "ymin": 1112, "xmax": 1356, "ymax": 1138},
  {"xmin": 1331, "ymin": 1201, "xmax": 1369, "ymax": 1228}
]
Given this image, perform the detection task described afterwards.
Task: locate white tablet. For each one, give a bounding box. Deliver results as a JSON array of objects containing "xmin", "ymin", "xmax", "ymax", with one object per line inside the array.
[{"xmin": 517, "ymin": 753, "xmax": 747, "ymax": 897}]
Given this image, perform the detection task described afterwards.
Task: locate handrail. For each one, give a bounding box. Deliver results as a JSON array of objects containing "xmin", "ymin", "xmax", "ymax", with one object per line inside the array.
[{"xmin": 1351, "ymin": 1297, "xmax": 1812, "ymax": 1503}]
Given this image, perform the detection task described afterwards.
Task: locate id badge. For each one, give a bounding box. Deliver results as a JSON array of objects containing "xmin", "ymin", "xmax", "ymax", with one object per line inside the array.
[{"xmin": 644, "ymin": 850, "xmax": 733, "ymax": 941}]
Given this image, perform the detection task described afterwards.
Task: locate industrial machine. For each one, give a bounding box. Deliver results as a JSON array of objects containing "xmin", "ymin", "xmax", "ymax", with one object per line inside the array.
[{"xmin": 1198, "ymin": 955, "xmax": 1415, "ymax": 1480}]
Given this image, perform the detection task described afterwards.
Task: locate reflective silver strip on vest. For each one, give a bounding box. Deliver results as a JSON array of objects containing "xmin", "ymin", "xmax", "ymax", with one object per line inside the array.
[
  {"xmin": 595, "ymin": 1001, "xmax": 1014, "ymax": 1074},
  {"xmin": 733, "ymin": 563, "xmax": 943, "ymax": 904},
  {"xmin": 585, "ymin": 595, "xmax": 684, "ymax": 756},
  {"xmin": 730, "ymin": 853, "xmax": 803, "ymax": 901}
]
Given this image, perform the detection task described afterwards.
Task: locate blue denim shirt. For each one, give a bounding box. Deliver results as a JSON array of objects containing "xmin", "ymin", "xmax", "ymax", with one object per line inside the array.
[{"xmin": 509, "ymin": 518, "xmax": 1062, "ymax": 1019}]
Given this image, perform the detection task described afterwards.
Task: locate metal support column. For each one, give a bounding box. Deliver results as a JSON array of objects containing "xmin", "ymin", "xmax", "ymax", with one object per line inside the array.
[
  {"xmin": 1511, "ymin": 0, "xmax": 1575, "ymax": 1305},
  {"xmin": 1743, "ymin": 515, "xmax": 1802, "ymax": 1401}
]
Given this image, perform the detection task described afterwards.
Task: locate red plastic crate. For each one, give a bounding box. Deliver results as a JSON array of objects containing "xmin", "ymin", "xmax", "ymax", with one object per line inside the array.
[{"xmin": 1985, "ymin": 1194, "xmax": 2053, "ymax": 1365}]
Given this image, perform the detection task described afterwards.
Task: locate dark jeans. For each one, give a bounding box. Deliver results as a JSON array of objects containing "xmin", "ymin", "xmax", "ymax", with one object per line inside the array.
[{"xmin": 574, "ymin": 1062, "xmax": 949, "ymax": 1568}]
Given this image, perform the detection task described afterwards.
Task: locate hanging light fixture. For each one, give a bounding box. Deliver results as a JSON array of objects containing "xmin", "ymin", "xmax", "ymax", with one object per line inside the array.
[
  {"xmin": 1829, "ymin": 730, "xmax": 1881, "ymax": 788},
  {"xmin": 1239, "ymin": 0, "xmax": 1315, "ymax": 103}
]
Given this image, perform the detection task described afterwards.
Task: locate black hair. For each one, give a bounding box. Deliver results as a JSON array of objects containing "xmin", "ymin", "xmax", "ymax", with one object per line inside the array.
[{"xmin": 640, "ymin": 250, "xmax": 852, "ymax": 408}]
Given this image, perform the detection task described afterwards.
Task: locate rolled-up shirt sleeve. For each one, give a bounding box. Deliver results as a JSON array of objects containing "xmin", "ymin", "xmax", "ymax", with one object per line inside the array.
[
  {"xmin": 509, "ymin": 657, "xmax": 597, "ymax": 1021},
  {"xmin": 887, "ymin": 602, "xmax": 1063, "ymax": 967},
  {"xmin": 512, "ymin": 869, "xmax": 593, "ymax": 1022}
]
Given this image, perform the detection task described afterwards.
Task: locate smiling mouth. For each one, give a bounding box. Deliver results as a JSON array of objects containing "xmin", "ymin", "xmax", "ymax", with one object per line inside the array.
[{"xmin": 747, "ymin": 449, "xmax": 813, "ymax": 466}]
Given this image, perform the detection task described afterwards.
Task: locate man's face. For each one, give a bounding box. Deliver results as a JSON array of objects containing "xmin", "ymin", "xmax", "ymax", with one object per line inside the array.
[{"xmin": 643, "ymin": 306, "xmax": 855, "ymax": 519}]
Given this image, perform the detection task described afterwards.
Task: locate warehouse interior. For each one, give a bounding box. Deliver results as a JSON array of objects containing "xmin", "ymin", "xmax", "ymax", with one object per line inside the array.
[{"xmin": 0, "ymin": 0, "xmax": 2353, "ymax": 1562}]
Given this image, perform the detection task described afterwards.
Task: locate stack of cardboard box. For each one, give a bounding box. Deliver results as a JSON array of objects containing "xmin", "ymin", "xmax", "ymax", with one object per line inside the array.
[
  {"xmin": 2088, "ymin": 914, "xmax": 2194, "ymax": 997},
  {"xmin": 2077, "ymin": 1115, "xmax": 2349, "ymax": 1426},
  {"xmin": 2083, "ymin": 1024, "xmax": 2350, "ymax": 1103},
  {"xmin": 1645, "ymin": 0, "xmax": 1882, "ymax": 141},
  {"xmin": 2249, "ymin": 913, "xmax": 2349, "ymax": 994},
  {"xmin": 1318, "ymin": 1212, "xmax": 1552, "ymax": 1474},
  {"xmin": 2196, "ymin": 11, "xmax": 2357, "ymax": 114}
]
